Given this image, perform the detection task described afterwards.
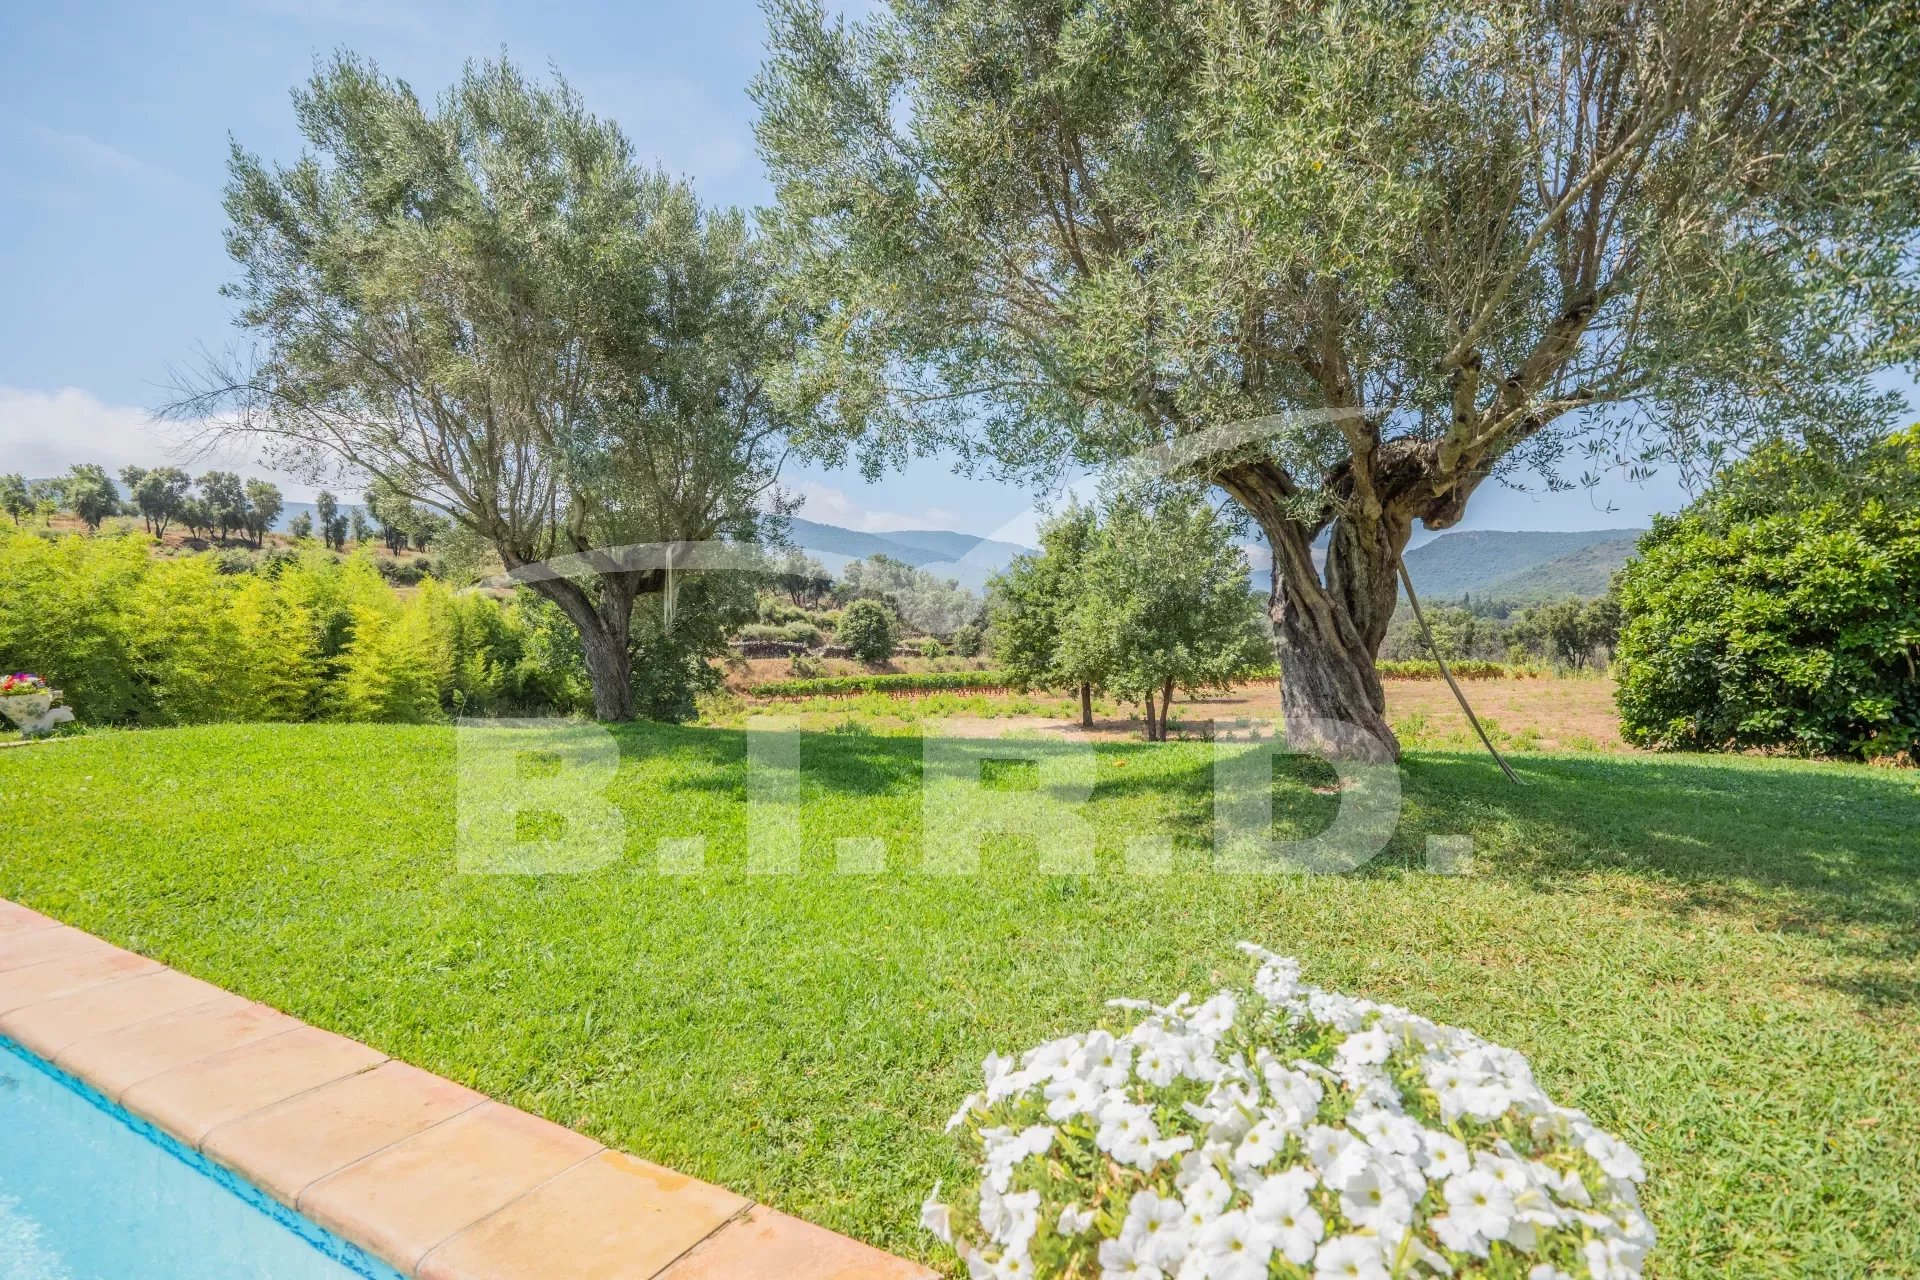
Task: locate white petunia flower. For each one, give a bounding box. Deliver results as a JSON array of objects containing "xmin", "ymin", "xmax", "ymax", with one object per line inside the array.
[
  {"xmin": 920, "ymin": 1185, "xmax": 953, "ymax": 1243},
  {"xmin": 1075, "ymin": 1030, "xmax": 1134, "ymax": 1089},
  {"xmin": 1584, "ymin": 1131, "xmax": 1648, "ymax": 1183},
  {"xmin": 1122, "ymin": 1190, "xmax": 1189, "ymax": 1269},
  {"xmin": 1336, "ymin": 1160, "xmax": 1413, "ymax": 1236},
  {"xmin": 1421, "ymin": 1129, "xmax": 1471, "ymax": 1180},
  {"xmin": 1196, "ymin": 1210, "xmax": 1274, "ymax": 1280},
  {"xmin": 1445, "ymin": 1170, "xmax": 1516, "ymax": 1242},
  {"xmin": 1097, "ymin": 1235, "xmax": 1166, "ymax": 1280},
  {"xmin": 1025, "ymin": 1036, "xmax": 1083, "ymax": 1081},
  {"xmin": 1097, "ymin": 1102, "xmax": 1162, "ymax": 1170},
  {"xmin": 1312, "ymin": 1233, "xmax": 1389, "ymax": 1280},
  {"xmin": 1249, "ymin": 1171, "xmax": 1324, "ymax": 1265},
  {"xmin": 1044, "ymin": 1074, "xmax": 1099, "ymax": 1120},
  {"xmin": 1057, "ymin": 1203, "xmax": 1096, "ymax": 1236},
  {"xmin": 1336, "ymin": 1027, "xmax": 1392, "ymax": 1068}
]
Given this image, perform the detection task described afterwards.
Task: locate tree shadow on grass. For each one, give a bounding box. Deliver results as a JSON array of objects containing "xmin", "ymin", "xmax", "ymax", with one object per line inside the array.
[
  {"xmin": 1396, "ymin": 752, "xmax": 1920, "ymax": 1005},
  {"xmin": 608, "ymin": 722, "xmax": 1920, "ymax": 997}
]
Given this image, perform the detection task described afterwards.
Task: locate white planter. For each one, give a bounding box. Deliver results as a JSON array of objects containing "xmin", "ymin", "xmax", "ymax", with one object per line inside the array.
[{"xmin": 0, "ymin": 692, "xmax": 71, "ymax": 737}]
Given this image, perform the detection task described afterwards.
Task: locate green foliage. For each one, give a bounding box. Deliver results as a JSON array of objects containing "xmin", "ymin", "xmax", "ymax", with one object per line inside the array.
[
  {"xmin": 1385, "ymin": 595, "xmax": 1623, "ymax": 669},
  {"xmin": 737, "ymin": 621, "xmax": 822, "ymax": 647},
  {"xmin": 747, "ymin": 669, "xmax": 1011, "ymax": 698},
  {"xmin": 126, "ymin": 466, "xmax": 192, "ymax": 537},
  {"xmin": 758, "ymin": 0, "xmax": 1920, "ymax": 746},
  {"xmin": 0, "ymin": 530, "xmax": 148, "ymax": 720},
  {"xmin": 989, "ymin": 506, "xmax": 1100, "ymax": 694},
  {"xmin": 951, "ymin": 623, "xmax": 984, "ymax": 658},
  {"xmin": 837, "ymin": 597, "xmax": 900, "ymax": 664},
  {"xmin": 180, "ymin": 53, "xmax": 812, "ymax": 721},
  {"xmin": 1374, "ymin": 659, "xmax": 1536, "ymax": 681},
  {"xmin": 990, "ymin": 487, "xmax": 1269, "ymax": 736},
  {"xmin": 198, "ymin": 471, "xmax": 247, "ymax": 540},
  {"xmin": 1615, "ymin": 429, "xmax": 1920, "ymax": 758},
  {"xmin": 0, "ymin": 530, "xmax": 585, "ymax": 726},
  {"xmin": 61, "ymin": 464, "xmax": 119, "ymax": 532},
  {"xmin": 839, "ymin": 555, "xmax": 978, "ymax": 637},
  {"xmin": 0, "ymin": 474, "xmax": 31, "ymax": 525}
]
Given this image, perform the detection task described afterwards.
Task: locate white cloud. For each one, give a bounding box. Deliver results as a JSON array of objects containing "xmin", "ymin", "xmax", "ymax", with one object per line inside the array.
[
  {"xmin": 0, "ymin": 386, "xmax": 331, "ymax": 499},
  {"xmin": 785, "ymin": 480, "xmax": 958, "ymax": 533}
]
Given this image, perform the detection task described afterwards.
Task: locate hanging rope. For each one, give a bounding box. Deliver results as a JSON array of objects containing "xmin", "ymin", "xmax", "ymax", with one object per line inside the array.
[{"xmin": 1396, "ymin": 556, "xmax": 1528, "ymax": 785}]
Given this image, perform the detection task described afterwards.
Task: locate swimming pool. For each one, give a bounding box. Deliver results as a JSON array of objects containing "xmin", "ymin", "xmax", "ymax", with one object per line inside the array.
[{"xmin": 0, "ymin": 1036, "xmax": 403, "ymax": 1280}]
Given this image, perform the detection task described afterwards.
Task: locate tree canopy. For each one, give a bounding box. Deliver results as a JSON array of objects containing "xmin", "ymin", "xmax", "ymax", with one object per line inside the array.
[
  {"xmin": 170, "ymin": 54, "xmax": 817, "ymax": 720},
  {"xmin": 756, "ymin": 0, "xmax": 1920, "ymax": 758},
  {"xmin": 990, "ymin": 486, "xmax": 1270, "ymax": 739}
]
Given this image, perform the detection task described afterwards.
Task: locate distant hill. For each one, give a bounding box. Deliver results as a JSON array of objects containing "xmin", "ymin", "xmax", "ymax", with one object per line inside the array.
[
  {"xmin": 1403, "ymin": 529, "xmax": 1644, "ymax": 601},
  {"xmin": 1474, "ymin": 536, "xmax": 1640, "ymax": 601},
  {"xmin": 779, "ymin": 516, "xmax": 1030, "ymax": 592}
]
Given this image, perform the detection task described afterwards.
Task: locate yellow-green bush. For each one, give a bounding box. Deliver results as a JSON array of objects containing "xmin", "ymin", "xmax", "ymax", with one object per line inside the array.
[{"xmin": 0, "ymin": 531, "xmax": 584, "ymax": 726}]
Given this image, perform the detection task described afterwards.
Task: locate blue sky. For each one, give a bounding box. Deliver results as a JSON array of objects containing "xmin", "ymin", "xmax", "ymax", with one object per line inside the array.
[{"xmin": 0, "ymin": 0, "xmax": 1856, "ymax": 545}]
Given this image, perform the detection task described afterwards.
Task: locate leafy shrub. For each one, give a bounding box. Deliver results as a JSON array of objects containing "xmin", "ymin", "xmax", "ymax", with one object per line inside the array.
[
  {"xmin": 953, "ymin": 623, "xmax": 984, "ymax": 657},
  {"xmin": 918, "ymin": 636, "xmax": 947, "ymax": 659},
  {"xmin": 1615, "ymin": 429, "xmax": 1920, "ymax": 758},
  {"xmin": 0, "ymin": 532, "xmax": 585, "ymax": 725},
  {"xmin": 838, "ymin": 597, "xmax": 900, "ymax": 664},
  {"xmin": 927, "ymin": 945, "xmax": 1654, "ymax": 1280}
]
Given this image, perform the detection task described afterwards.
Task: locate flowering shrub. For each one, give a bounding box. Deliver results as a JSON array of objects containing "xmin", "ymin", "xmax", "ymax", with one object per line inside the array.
[
  {"xmin": 0, "ymin": 673, "xmax": 51, "ymax": 696},
  {"xmin": 926, "ymin": 946, "xmax": 1653, "ymax": 1280}
]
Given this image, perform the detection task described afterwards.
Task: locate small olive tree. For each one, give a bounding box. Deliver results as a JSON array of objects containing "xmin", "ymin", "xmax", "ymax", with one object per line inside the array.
[{"xmin": 757, "ymin": 0, "xmax": 1920, "ymax": 758}]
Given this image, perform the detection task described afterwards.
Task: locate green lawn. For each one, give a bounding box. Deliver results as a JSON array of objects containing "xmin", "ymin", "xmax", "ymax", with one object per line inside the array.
[{"xmin": 2, "ymin": 723, "xmax": 1916, "ymax": 1276}]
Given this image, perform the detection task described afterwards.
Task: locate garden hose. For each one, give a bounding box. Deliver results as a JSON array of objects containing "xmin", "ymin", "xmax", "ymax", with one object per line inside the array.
[{"xmin": 1396, "ymin": 555, "xmax": 1528, "ymax": 785}]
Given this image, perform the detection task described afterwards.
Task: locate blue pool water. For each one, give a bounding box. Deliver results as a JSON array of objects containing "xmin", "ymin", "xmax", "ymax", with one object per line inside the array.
[{"xmin": 0, "ymin": 1037, "xmax": 402, "ymax": 1280}]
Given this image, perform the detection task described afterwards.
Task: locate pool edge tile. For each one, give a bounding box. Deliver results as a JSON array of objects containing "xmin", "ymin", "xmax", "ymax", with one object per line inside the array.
[
  {"xmin": 53, "ymin": 996, "xmax": 300, "ymax": 1101},
  {"xmin": 0, "ymin": 924, "xmax": 114, "ymax": 973},
  {"xmin": 202, "ymin": 1060, "xmax": 488, "ymax": 1210},
  {"xmin": 297, "ymin": 1102, "xmax": 604, "ymax": 1274},
  {"xmin": 0, "ymin": 946, "xmax": 162, "ymax": 1014},
  {"xmin": 0, "ymin": 899, "xmax": 62, "ymax": 939},
  {"xmin": 654, "ymin": 1205, "xmax": 940, "ymax": 1280},
  {"xmin": 120, "ymin": 1024, "xmax": 389, "ymax": 1146},
  {"xmin": 0, "ymin": 969, "xmax": 233, "ymax": 1058},
  {"xmin": 415, "ymin": 1149, "xmax": 752, "ymax": 1280}
]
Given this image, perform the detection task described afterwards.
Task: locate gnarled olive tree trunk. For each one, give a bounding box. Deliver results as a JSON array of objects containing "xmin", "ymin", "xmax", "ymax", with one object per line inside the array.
[
  {"xmin": 514, "ymin": 566, "xmax": 664, "ymax": 723},
  {"xmin": 1222, "ymin": 462, "xmax": 1421, "ymax": 764}
]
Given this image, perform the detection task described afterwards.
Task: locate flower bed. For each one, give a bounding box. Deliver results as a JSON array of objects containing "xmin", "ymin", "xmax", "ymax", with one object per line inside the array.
[{"xmin": 926, "ymin": 945, "xmax": 1653, "ymax": 1279}]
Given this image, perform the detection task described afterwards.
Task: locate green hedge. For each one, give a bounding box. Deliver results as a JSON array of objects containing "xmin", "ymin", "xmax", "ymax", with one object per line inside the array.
[
  {"xmin": 745, "ymin": 670, "xmax": 1013, "ymax": 698},
  {"xmin": 1376, "ymin": 659, "xmax": 1539, "ymax": 681},
  {"xmin": 745, "ymin": 660, "xmax": 1542, "ymax": 699}
]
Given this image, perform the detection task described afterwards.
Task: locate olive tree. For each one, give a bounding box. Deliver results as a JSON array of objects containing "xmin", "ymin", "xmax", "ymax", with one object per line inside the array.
[
  {"xmin": 62, "ymin": 465, "xmax": 120, "ymax": 532},
  {"xmin": 169, "ymin": 55, "xmax": 808, "ymax": 720},
  {"xmin": 989, "ymin": 505, "xmax": 1103, "ymax": 725},
  {"xmin": 756, "ymin": 0, "xmax": 1920, "ymax": 759}
]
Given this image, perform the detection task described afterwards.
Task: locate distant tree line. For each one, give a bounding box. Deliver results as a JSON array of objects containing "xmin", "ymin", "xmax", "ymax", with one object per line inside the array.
[{"xmin": 1379, "ymin": 594, "xmax": 1624, "ymax": 671}]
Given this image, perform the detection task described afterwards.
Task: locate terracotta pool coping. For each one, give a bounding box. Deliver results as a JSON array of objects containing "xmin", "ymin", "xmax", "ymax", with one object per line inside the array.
[{"xmin": 0, "ymin": 898, "xmax": 934, "ymax": 1280}]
